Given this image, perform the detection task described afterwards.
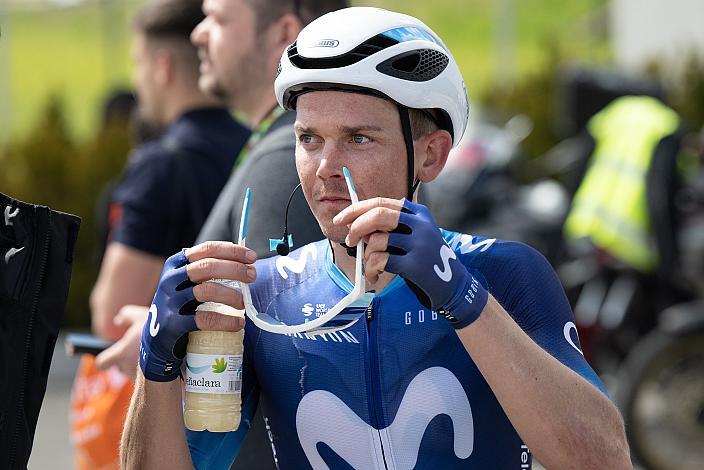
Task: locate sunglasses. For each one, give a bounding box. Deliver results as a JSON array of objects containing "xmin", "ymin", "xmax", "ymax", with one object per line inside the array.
[{"xmin": 238, "ymin": 167, "xmax": 370, "ymax": 335}]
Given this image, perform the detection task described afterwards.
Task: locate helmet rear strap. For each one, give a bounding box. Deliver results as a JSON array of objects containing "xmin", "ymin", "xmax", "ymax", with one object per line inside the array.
[{"xmin": 397, "ymin": 104, "xmax": 418, "ymax": 199}]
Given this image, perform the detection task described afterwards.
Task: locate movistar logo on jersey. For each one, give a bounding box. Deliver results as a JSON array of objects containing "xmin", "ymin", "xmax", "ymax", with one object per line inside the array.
[
  {"xmin": 296, "ymin": 367, "xmax": 473, "ymax": 468},
  {"xmin": 448, "ymin": 234, "xmax": 496, "ymax": 254},
  {"xmin": 563, "ymin": 322, "xmax": 583, "ymax": 355},
  {"xmin": 276, "ymin": 244, "xmax": 318, "ymax": 279}
]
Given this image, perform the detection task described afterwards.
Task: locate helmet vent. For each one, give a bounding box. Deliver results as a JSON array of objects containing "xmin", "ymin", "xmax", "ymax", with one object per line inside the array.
[
  {"xmin": 376, "ymin": 49, "xmax": 449, "ymax": 82},
  {"xmin": 288, "ymin": 34, "xmax": 399, "ymax": 69}
]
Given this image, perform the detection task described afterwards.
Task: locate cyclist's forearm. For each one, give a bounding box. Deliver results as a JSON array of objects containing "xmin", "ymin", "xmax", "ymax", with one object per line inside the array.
[
  {"xmin": 456, "ymin": 296, "xmax": 631, "ymax": 469},
  {"xmin": 121, "ymin": 371, "xmax": 193, "ymax": 470}
]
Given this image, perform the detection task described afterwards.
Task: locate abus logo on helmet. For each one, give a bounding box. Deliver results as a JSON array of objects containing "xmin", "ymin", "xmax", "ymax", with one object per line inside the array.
[{"xmin": 313, "ymin": 39, "xmax": 339, "ymax": 48}]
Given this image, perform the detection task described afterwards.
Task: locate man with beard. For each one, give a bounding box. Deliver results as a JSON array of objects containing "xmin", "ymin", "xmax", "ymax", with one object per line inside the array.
[
  {"xmin": 191, "ymin": 0, "xmax": 348, "ymax": 257},
  {"xmin": 102, "ymin": 2, "xmax": 348, "ymax": 469},
  {"xmin": 72, "ymin": 1, "xmax": 249, "ymax": 468}
]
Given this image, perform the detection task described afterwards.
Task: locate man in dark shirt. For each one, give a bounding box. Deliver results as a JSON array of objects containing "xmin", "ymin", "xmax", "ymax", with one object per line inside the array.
[
  {"xmin": 98, "ymin": 2, "xmax": 347, "ymax": 468},
  {"xmin": 90, "ymin": 0, "xmax": 249, "ymax": 346},
  {"xmin": 110, "ymin": 107, "xmax": 248, "ymax": 258},
  {"xmin": 70, "ymin": 2, "xmax": 249, "ymax": 468}
]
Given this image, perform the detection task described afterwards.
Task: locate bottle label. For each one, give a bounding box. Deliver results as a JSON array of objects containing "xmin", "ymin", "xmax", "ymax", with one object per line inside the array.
[{"xmin": 185, "ymin": 353, "xmax": 242, "ymax": 395}]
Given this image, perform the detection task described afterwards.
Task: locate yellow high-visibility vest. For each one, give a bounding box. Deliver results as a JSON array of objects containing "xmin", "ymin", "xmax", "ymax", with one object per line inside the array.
[{"xmin": 564, "ymin": 96, "xmax": 679, "ymax": 272}]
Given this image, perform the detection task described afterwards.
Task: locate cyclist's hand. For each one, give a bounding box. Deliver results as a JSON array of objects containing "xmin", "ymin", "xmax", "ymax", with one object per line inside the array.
[
  {"xmin": 139, "ymin": 242, "xmax": 256, "ymax": 382},
  {"xmin": 96, "ymin": 305, "xmax": 149, "ymax": 377},
  {"xmin": 336, "ymin": 198, "xmax": 488, "ymax": 329}
]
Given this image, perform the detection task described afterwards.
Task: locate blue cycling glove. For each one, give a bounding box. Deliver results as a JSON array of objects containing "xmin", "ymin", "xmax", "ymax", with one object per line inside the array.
[
  {"xmin": 384, "ymin": 199, "xmax": 489, "ymax": 329},
  {"xmin": 139, "ymin": 250, "xmax": 199, "ymax": 382}
]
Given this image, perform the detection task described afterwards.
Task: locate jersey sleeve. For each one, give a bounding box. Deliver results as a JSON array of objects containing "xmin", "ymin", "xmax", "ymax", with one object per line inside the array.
[
  {"xmin": 186, "ymin": 331, "xmax": 261, "ymax": 469},
  {"xmin": 472, "ymin": 241, "xmax": 607, "ymax": 395}
]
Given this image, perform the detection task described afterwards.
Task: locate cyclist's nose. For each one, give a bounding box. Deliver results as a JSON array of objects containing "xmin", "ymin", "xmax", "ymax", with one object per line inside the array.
[{"xmin": 315, "ymin": 142, "xmax": 346, "ymax": 181}]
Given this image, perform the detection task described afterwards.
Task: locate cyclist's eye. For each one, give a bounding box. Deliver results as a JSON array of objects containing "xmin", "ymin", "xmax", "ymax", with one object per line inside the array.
[
  {"xmin": 299, "ymin": 134, "xmax": 320, "ymax": 145},
  {"xmin": 351, "ymin": 135, "xmax": 371, "ymax": 144}
]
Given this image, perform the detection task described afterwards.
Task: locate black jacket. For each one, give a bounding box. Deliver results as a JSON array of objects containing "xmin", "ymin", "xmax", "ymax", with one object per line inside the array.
[{"xmin": 0, "ymin": 192, "xmax": 80, "ymax": 469}]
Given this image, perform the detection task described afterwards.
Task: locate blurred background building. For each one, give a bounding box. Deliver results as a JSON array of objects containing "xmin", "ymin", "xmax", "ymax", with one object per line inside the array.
[{"xmin": 611, "ymin": 0, "xmax": 704, "ymax": 73}]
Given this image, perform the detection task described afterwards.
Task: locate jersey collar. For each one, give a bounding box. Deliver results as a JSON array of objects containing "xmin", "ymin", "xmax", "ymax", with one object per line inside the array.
[{"xmin": 324, "ymin": 242, "xmax": 405, "ymax": 298}]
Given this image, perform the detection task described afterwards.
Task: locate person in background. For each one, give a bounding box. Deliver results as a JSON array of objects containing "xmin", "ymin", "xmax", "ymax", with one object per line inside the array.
[
  {"xmin": 106, "ymin": 1, "xmax": 348, "ymax": 468},
  {"xmin": 69, "ymin": 1, "xmax": 249, "ymax": 468},
  {"xmin": 192, "ymin": 0, "xmax": 349, "ymax": 256},
  {"xmin": 93, "ymin": 90, "xmax": 138, "ymax": 268}
]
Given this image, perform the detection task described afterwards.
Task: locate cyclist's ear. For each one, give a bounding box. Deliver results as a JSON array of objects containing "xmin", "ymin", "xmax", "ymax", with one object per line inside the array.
[{"xmin": 415, "ymin": 129, "xmax": 452, "ymax": 184}]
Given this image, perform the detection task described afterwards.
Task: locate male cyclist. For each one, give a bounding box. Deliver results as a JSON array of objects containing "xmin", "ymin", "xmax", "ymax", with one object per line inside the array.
[{"xmin": 122, "ymin": 8, "xmax": 631, "ymax": 469}]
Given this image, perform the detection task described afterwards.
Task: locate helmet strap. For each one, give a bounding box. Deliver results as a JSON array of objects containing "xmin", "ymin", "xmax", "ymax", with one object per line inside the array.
[
  {"xmin": 397, "ymin": 104, "xmax": 418, "ymax": 200},
  {"xmin": 335, "ymin": 104, "xmax": 419, "ymax": 259}
]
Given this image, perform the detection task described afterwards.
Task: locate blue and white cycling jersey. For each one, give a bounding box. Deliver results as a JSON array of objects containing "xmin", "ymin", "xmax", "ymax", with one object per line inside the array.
[{"xmin": 187, "ymin": 230, "xmax": 606, "ymax": 469}]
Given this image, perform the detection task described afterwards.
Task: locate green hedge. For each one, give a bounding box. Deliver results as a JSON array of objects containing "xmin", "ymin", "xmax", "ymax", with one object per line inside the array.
[{"xmin": 0, "ymin": 96, "xmax": 129, "ymax": 327}]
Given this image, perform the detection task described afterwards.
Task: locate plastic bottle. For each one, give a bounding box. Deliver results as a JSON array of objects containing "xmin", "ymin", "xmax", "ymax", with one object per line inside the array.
[{"xmin": 183, "ymin": 302, "xmax": 244, "ymax": 432}]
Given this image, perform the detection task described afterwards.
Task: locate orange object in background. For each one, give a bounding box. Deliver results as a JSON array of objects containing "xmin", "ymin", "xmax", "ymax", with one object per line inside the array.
[{"xmin": 69, "ymin": 356, "xmax": 134, "ymax": 470}]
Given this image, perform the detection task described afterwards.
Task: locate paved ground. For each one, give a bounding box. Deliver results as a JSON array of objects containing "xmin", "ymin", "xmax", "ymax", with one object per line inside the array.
[{"xmin": 28, "ymin": 332, "xmax": 81, "ymax": 470}]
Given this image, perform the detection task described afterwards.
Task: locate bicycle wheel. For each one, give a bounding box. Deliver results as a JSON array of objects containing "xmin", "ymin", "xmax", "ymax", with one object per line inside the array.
[{"xmin": 618, "ymin": 329, "xmax": 704, "ymax": 470}]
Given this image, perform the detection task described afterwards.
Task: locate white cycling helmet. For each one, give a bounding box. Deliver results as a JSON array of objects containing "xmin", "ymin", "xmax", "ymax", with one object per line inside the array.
[{"xmin": 275, "ymin": 7, "xmax": 470, "ymax": 197}]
